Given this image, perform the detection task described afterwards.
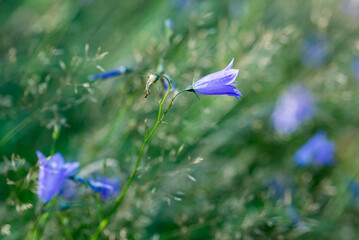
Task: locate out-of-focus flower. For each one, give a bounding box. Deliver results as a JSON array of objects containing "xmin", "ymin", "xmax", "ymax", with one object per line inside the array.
[
  {"xmin": 301, "ymin": 35, "xmax": 328, "ymax": 68},
  {"xmin": 349, "ymin": 180, "xmax": 359, "ymax": 199},
  {"xmin": 294, "ymin": 131, "xmax": 336, "ymax": 167},
  {"xmin": 89, "ymin": 66, "xmax": 132, "ymax": 81},
  {"xmin": 59, "ymin": 179, "xmax": 78, "ymax": 201},
  {"xmin": 189, "ymin": 58, "xmax": 242, "ymax": 99},
  {"xmin": 161, "ymin": 74, "xmax": 177, "ymax": 92},
  {"xmin": 37, "ymin": 151, "xmax": 80, "ymax": 203},
  {"xmin": 88, "ymin": 175, "xmax": 121, "ymax": 200},
  {"xmin": 351, "ymin": 56, "xmax": 359, "ymax": 82},
  {"xmin": 347, "ymin": 179, "xmax": 359, "ymax": 208},
  {"xmin": 271, "ymin": 84, "xmax": 315, "ymax": 134},
  {"xmin": 342, "ymin": 0, "xmax": 359, "ymax": 20}
]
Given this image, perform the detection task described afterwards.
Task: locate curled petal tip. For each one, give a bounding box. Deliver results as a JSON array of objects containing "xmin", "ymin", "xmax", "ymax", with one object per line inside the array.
[{"xmin": 224, "ymin": 58, "xmax": 235, "ymax": 71}]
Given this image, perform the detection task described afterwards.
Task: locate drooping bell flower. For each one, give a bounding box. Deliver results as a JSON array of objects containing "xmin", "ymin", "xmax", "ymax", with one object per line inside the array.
[
  {"xmin": 271, "ymin": 84, "xmax": 315, "ymax": 134},
  {"xmin": 37, "ymin": 151, "xmax": 79, "ymax": 203},
  {"xmin": 188, "ymin": 58, "xmax": 242, "ymax": 99},
  {"xmin": 88, "ymin": 175, "xmax": 121, "ymax": 201},
  {"xmin": 294, "ymin": 131, "xmax": 336, "ymax": 167},
  {"xmin": 161, "ymin": 74, "xmax": 177, "ymax": 93}
]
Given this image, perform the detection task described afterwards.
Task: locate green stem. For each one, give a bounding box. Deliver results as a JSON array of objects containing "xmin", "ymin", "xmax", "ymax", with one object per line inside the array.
[
  {"xmin": 0, "ymin": 108, "xmax": 40, "ymax": 148},
  {"xmin": 91, "ymin": 76, "xmax": 184, "ymax": 240},
  {"xmin": 27, "ymin": 211, "xmax": 50, "ymax": 240}
]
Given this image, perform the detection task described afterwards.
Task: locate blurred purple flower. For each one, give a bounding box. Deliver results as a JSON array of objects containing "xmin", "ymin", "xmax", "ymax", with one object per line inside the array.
[
  {"xmin": 294, "ymin": 131, "xmax": 336, "ymax": 167},
  {"xmin": 351, "ymin": 56, "xmax": 359, "ymax": 82},
  {"xmin": 190, "ymin": 58, "xmax": 242, "ymax": 99},
  {"xmin": 59, "ymin": 179, "xmax": 78, "ymax": 201},
  {"xmin": 271, "ymin": 84, "xmax": 315, "ymax": 134},
  {"xmin": 349, "ymin": 180, "xmax": 359, "ymax": 200},
  {"xmin": 89, "ymin": 66, "xmax": 132, "ymax": 81},
  {"xmin": 161, "ymin": 74, "xmax": 176, "ymax": 92},
  {"xmin": 37, "ymin": 151, "xmax": 80, "ymax": 203},
  {"xmin": 342, "ymin": 0, "xmax": 359, "ymax": 20},
  {"xmin": 301, "ymin": 35, "xmax": 328, "ymax": 68},
  {"xmin": 88, "ymin": 175, "xmax": 121, "ymax": 200}
]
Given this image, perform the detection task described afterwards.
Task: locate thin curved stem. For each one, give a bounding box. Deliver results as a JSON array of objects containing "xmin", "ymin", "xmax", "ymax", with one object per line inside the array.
[{"xmin": 91, "ymin": 76, "xmax": 181, "ymax": 240}]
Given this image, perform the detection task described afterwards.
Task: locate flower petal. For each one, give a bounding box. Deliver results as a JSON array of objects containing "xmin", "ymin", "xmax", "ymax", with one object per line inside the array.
[
  {"xmin": 224, "ymin": 58, "xmax": 234, "ymax": 71},
  {"xmin": 47, "ymin": 153, "xmax": 64, "ymax": 169},
  {"xmin": 88, "ymin": 176, "xmax": 121, "ymax": 200},
  {"xmin": 194, "ymin": 84, "xmax": 242, "ymax": 99},
  {"xmin": 63, "ymin": 162, "xmax": 80, "ymax": 177},
  {"xmin": 38, "ymin": 165, "xmax": 66, "ymax": 203},
  {"xmin": 193, "ymin": 69, "xmax": 239, "ymax": 87},
  {"xmin": 36, "ymin": 151, "xmax": 46, "ymax": 165}
]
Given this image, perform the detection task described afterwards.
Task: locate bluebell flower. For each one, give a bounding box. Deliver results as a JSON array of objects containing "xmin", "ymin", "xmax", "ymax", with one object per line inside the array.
[
  {"xmin": 301, "ymin": 35, "xmax": 328, "ymax": 68},
  {"xmin": 88, "ymin": 175, "xmax": 121, "ymax": 200},
  {"xmin": 351, "ymin": 56, "xmax": 359, "ymax": 82},
  {"xmin": 294, "ymin": 131, "xmax": 336, "ymax": 167},
  {"xmin": 189, "ymin": 58, "xmax": 242, "ymax": 99},
  {"xmin": 161, "ymin": 74, "xmax": 176, "ymax": 92},
  {"xmin": 37, "ymin": 151, "xmax": 80, "ymax": 203},
  {"xmin": 271, "ymin": 84, "xmax": 315, "ymax": 134},
  {"xmin": 89, "ymin": 66, "xmax": 132, "ymax": 81}
]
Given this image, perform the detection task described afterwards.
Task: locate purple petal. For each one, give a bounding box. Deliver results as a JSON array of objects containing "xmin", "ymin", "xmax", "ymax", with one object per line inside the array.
[
  {"xmin": 193, "ymin": 69, "xmax": 239, "ymax": 87},
  {"xmin": 224, "ymin": 58, "xmax": 234, "ymax": 71},
  {"xmin": 46, "ymin": 153, "xmax": 64, "ymax": 169},
  {"xmin": 88, "ymin": 176, "xmax": 121, "ymax": 200},
  {"xmin": 38, "ymin": 165, "xmax": 66, "ymax": 203},
  {"xmin": 36, "ymin": 151, "xmax": 46, "ymax": 165},
  {"xmin": 63, "ymin": 162, "xmax": 80, "ymax": 177},
  {"xmin": 194, "ymin": 84, "xmax": 242, "ymax": 99}
]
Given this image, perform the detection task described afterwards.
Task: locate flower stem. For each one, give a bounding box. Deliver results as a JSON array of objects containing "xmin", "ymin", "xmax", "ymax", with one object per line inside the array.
[{"xmin": 91, "ymin": 75, "xmax": 184, "ymax": 240}]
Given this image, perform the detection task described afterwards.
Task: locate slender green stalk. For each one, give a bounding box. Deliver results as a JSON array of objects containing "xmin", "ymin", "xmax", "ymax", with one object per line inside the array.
[
  {"xmin": 27, "ymin": 211, "xmax": 50, "ymax": 240},
  {"xmin": 0, "ymin": 108, "xmax": 40, "ymax": 148},
  {"xmin": 91, "ymin": 76, "xmax": 185, "ymax": 240}
]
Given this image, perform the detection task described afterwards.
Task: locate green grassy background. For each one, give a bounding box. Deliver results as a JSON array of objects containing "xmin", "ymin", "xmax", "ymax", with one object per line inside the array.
[{"xmin": 1, "ymin": 0, "xmax": 359, "ymax": 239}]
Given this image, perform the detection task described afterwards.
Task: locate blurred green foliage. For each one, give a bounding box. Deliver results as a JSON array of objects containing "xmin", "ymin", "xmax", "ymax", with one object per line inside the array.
[{"xmin": 1, "ymin": 0, "xmax": 359, "ymax": 239}]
